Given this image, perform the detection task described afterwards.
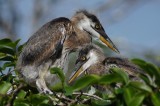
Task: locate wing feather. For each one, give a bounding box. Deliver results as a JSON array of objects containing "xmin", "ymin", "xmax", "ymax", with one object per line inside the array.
[
  {"xmin": 19, "ymin": 17, "xmax": 71, "ymax": 66},
  {"xmin": 104, "ymin": 57, "xmax": 143, "ymax": 75}
]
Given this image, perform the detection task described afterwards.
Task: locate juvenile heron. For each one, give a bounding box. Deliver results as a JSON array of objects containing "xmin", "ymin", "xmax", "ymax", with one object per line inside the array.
[
  {"xmin": 69, "ymin": 44, "xmax": 143, "ymax": 83},
  {"xmin": 16, "ymin": 10, "xmax": 119, "ymax": 94}
]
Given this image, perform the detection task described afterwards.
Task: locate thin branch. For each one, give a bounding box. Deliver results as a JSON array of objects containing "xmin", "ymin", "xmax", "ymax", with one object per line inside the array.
[
  {"xmin": 73, "ymin": 92, "xmax": 104, "ymax": 101},
  {"xmin": 48, "ymin": 93, "xmax": 74, "ymax": 105},
  {"xmin": 6, "ymin": 84, "xmax": 25, "ymax": 106},
  {"xmin": 0, "ymin": 70, "xmax": 15, "ymax": 82},
  {"xmin": 49, "ymin": 91, "xmax": 104, "ymax": 105},
  {"xmin": 0, "ymin": 70, "xmax": 4, "ymax": 76}
]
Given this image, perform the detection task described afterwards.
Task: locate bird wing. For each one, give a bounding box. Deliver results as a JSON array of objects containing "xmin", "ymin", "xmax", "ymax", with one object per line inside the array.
[
  {"xmin": 104, "ymin": 57, "xmax": 143, "ymax": 76},
  {"xmin": 20, "ymin": 17, "xmax": 71, "ymax": 66}
]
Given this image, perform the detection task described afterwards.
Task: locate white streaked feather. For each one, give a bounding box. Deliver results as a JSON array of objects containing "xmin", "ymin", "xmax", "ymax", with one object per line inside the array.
[
  {"xmin": 82, "ymin": 50, "xmax": 98, "ymax": 71},
  {"xmin": 77, "ymin": 16, "xmax": 100, "ymax": 39}
]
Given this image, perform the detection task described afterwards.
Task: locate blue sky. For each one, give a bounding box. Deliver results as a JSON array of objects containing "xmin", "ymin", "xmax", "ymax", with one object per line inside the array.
[
  {"xmin": 108, "ymin": 1, "xmax": 160, "ymax": 49},
  {"xmin": 1, "ymin": 0, "xmax": 160, "ymax": 55}
]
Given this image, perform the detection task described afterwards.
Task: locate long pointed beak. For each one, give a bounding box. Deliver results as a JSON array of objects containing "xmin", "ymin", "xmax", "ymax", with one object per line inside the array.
[
  {"xmin": 68, "ymin": 62, "xmax": 85, "ymax": 84},
  {"xmin": 98, "ymin": 30, "xmax": 120, "ymax": 53}
]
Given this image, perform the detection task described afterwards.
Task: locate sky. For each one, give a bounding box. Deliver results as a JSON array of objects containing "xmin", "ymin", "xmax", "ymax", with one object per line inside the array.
[
  {"xmin": 108, "ymin": 1, "xmax": 160, "ymax": 49},
  {"xmin": 1, "ymin": 0, "xmax": 160, "ymax": 56}
]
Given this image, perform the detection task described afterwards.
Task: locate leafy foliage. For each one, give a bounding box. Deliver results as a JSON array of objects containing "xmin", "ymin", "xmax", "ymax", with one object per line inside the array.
[{"xmin": 0, "ymin": 38, "xmax": 160, "ymax": 106}]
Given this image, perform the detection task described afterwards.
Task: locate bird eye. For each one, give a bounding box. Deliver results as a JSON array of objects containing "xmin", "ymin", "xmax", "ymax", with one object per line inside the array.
[
  {"xmin": 81, "ymin": 56, "xmax": 86, "ymax": 61},
  {"xmin": 95, "ymin": 24, "xmax": 100, "ymax": 29}
]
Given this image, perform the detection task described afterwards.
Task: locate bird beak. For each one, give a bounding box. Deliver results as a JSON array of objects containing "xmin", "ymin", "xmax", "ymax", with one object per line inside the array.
[
  {"xmin": 97, "ymin": 30, "xmax": 120, "ymax": 53},
  {"xmin": 68, "ymin": 61, "xmax": 86, "ymax": 84}
]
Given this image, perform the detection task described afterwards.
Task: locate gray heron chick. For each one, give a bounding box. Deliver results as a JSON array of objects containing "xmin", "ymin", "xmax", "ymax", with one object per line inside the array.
[
  {"xmin": 16, "ymin": 10, "xmax": 119, "ymax": 94},
  {"xmin": 69, "ymin": 44, "xmax": 143, "ymax": 83}
]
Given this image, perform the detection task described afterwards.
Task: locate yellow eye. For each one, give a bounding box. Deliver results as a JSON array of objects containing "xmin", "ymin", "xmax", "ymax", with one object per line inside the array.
[
  {"xmin": 81, "ymin": 56, "xmax": 86, "ymax": 61},
  {"xmin": 95, "ymin": 24, "xmax": 100, "ymax": 29}
]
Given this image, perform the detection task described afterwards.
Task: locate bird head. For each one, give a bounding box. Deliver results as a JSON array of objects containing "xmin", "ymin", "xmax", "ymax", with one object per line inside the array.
[
  {"xmin": 71, "ymin": 10, "xmax": 119, "ymax": 53},
  {"xmin": 68, "ymin": 44, "xmax": 105, "ymax": 83}
]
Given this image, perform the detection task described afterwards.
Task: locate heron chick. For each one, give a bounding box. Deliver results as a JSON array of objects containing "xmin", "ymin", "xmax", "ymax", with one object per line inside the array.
[
  {"xmin": 69, "ymin": 44, "xmax": 143, "ymax": 84},
  {"xmin": 16, "ymin": 10, "xmax": 119, "ymax": 94}
]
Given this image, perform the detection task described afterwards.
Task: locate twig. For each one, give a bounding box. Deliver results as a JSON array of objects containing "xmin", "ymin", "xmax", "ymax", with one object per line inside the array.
[
  {"xmin": 73, "ymin": 92, "xmax": 104, "ymax": 101},
  {"xmin": 48, "ymin": 93, "xmax": 74, "ymax": 105},
  {"xmin": 0, "ymin": 70, "xmax": 4, "ymax": 75},
  {"xmin": 7, "ymin": 68, "xmax": 11, "ymax": 74},
  {"xmin": 0, "ymin": 70, "xmax": 15, "ymax": 82},
  {"xmin": 6, "ymin": 84, "xmax": 25, "ymax": 106}
]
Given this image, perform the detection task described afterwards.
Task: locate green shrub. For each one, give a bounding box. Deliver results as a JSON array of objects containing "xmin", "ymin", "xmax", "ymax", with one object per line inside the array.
[{"xmin": 0, "ymin": 38, "xmax": 160, "ymax": 106}]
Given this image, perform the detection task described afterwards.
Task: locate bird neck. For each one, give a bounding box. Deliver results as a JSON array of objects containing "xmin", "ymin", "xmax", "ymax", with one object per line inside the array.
[
  {"xmin": 64, "ymin": 22, "xmax": 92, "ymax": 52},
  {"xmin": 71, "ymin": 16, "xmax": 92, "ymax": 40},
  {"xmin": 75, "ymin": 25, "xmax": 91, "ymax": 42},
  {"xmin": 71, "ymin": 17, "xmax": 92, "ymax": 40}
]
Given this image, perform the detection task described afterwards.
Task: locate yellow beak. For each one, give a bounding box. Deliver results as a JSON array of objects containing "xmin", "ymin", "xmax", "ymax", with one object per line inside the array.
[
  {"xmin": 68, "ymin": 67, "xmax": 84, "ymax": 84},
  {"xmin": 100, "ymin": 36, "xmax": 119, "ymax": 53}
]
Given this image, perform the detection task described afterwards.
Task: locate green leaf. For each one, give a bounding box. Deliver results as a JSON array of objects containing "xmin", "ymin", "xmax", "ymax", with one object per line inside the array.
[
  {"xmin": 2, "ymin": 62, "xmax": 15, "ymax": 70},
  {"xmin": 28, "ymin": 94, "xmax": 49, "ymax": 106},
  {"xmin": 14, "ymin": 39, "xmax": 21, "ymax": 46},
  {"xmin": 123, "ymin": 87, "xmax": 134, "ymax": 105},
  {"xmin": 131, "ymin": 58, "xmax": 150, "ymax": 73},
  {"xmin": 131, "ymin": 58, "xmax": 146, "ymax": 65},
  {"xmin": 129, "ymin": 81, "xmax": 152, "ymax": 93},
  {"xmin": 17, "ymin": 90, "xmax": 27, "ymax": 99},
  {"xmin": 1, "ymin": 74, "xmax": 15, "ymax": 83},
  {"xmin": 30, "ymin": 94, "xmax": 49, "ymax": 106},
  {"xmin": 146, "ymin": 63, "xmax": 160, "ymax": 82},
  {"xmin": 14, "ymin": 102, "xmax": 30, "ymax": 106},
  {"xmin": 18, "ymin": 44, "xmax": 24, "ymax": 52},
  {"xmin": 0, "ymin": 38, "xmax": 12, "ymax": 45},
  {"xmin": 91, "ymin": 99, "xmax": 111, "ymax": 106},
  {"xmin": 50, "ymin": 82, "xmax": 63, "ymax": 91},
  {"xmin": 64, "ymin": 85, "xmax": 74, "ymax": 96},
  {"xmin": 111, "ymin": 68, "xmax": 129, "ymax": 84},
  {"xmin": 132, "ymin": 58, "xmax": 160, "ymax": 77},
  {"xmin": 0, "ymin": 96, "xmax": 9, "ymax": 106},
  {"xmin": 0, "ymin": 52, "xmax": 6, "ymax": 58},
  {"xmin": 123, "ymin": 86, "xmax": 146, "ymax": 106},
  {"xmin": 70, "ymin": 75, "xmax": 100, "ymax": 92},
  {"xmin": 38, "ymin": 103, "xmax": 51, "ymax": 106},
  {"xmin": 0, "ymin": 55, "xmax": 15, "ymax": 61},
  {"xmin": 139, "ymin": 74, "xmax": 150, "ymax": 86},
  {"xmin": 99, "ymin": 68, "xmax": 129, "ymax": 85},
  {"xmin": 14, "ymin": 98, "xmax": 30, "ymax": 106},
  {"xmin": 114, "ymin": 88, "xmax": 123, "ymax": 95},
  {"xmin": 151, "ymin": 93, "xmax": 160, "ymax": 106},
  {"xmin": 0, "ymin": 46, "xmax": 15, "ymax": 55},
  {"xmin": 128, "ymin": 92, "xmax": 145, "ymax": 106},
  {"xmin": 132, "ymin": 58, "xmax": 160, "ymax": 86},
  {"xmin": 99, "ymin": 73, "xmax": 122, "ymax": 85},
  {"xmin": 0, "ymin": 38, "xmax": 20, "ymax": 49},
  {"xmin": 50, "ymin": 67, "xmax": 65, "ymax": 85},
  {"xmin": 0, "ymin": 81, "xmax": 12, "ymax": 94}
]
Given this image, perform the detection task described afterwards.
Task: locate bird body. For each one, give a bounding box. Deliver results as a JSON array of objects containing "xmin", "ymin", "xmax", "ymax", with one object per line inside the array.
[
  {"xmin": 17, "ymin": 17, "xmax": 72, "ymax": 94},
  {"xmin": 16, "ymin": 10, "xmax": 119, "ymax": 94}
]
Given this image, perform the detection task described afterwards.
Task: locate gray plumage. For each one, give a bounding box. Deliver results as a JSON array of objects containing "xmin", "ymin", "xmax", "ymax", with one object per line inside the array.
[
  {"xmin": 17, "ymin": 17, "xmax": 72, "ymax": 94},
  {"xmin": 16, "ymin": 10, "xmax": 119, "ymax": 94}
]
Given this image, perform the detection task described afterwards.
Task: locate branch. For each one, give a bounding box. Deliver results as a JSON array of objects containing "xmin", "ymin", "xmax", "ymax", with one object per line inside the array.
[
  {"xmin": 48, "ymin": 93, "xmax": 74, "ymax": 105},
  {"xmin": 0, "ymin": 70, "xmax": 14, "ymax": 82},
  {"xmin": 73, "ymin": 92, "xmax": 104, "ymax": 101},
  {"xmin": 6, "ymin": 84, "xmax": 25, "ymax": 106}
]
